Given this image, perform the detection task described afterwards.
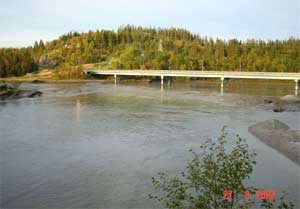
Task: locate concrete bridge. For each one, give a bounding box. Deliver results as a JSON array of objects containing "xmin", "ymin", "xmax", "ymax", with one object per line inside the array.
[{"xmin": 85, "ymin": 69, "xmax": 300, "ymax": 91}]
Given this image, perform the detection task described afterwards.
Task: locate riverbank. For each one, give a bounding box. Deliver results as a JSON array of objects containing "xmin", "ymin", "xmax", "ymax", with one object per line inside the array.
[{"xmin": 0, "ymin": 68, "xmax": 151, "ymax": 83}]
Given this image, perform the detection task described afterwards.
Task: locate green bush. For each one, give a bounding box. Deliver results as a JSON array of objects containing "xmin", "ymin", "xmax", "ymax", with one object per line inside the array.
[
  {"xmin": 0, "ymin": 83, "xmax": 18, "ymax": 93},
  {"xmin": 149, "ymin": 128, "xmax": 295, "ymax": 209}
]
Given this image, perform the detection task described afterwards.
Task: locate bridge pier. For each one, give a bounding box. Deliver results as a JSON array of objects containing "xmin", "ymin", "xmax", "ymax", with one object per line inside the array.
[
  {"xmin": 295, "ymin": 80, "xmax": 298, "ymax": 90},
  {"xmin": 220, "ymin": 77, "xmax": 224, "ymax": 88},
  {"xmin": 114, "ymin": 74, "xmax": 117, "ymax": 84},
  {"xmin": 161, "ymin": 75, "xmax": 164, "ymax": 86}
]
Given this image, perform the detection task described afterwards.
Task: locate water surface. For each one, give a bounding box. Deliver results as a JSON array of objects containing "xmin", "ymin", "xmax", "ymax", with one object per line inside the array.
[{"xmin": 1, "ymin": 81, "xmax": 299, "ymax": 208}]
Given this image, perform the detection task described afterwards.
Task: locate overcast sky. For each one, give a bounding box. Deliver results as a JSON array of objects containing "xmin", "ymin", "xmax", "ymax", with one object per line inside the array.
[{"xmin": 0, "ymin": 0, "xmax": 299, "ymax": 47}]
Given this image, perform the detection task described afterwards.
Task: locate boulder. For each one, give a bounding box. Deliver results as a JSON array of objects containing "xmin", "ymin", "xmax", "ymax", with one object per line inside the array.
[{"xmin": 259, "ymin": 95, "xmax": 300, "ymax": 112}]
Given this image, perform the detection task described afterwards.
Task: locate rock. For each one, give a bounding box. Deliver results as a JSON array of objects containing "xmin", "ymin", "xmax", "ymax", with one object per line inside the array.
[
  {"xmin": 273, "ymin": 107, "xmax": 285, "ymax": 112},
  {"xmin": 31, "ymin": 79, "xmax": 45, "ymax": 84},
  {"xmin": 274, "ymin": 100, "xmax": 300, "ymax": 112},
  {"xmin": 290, "ymin": 130, "xmax": 300, "ymax": 143},
  {"xmin": 28, "ymin": 91, "xmax": 42, "ymax": 97},
  {"xmin": 249, "ymin": 120, "xmax": 300, "ymax": 166},
  {"xmin": 38, "ymin": 54, "xmax": 57, "ymax": 68},
  {"xmin": 0, "ymin": 91, "xmax": 14, "ymax": 99},
  {"xmin": 264, "ymin": 99, "xmax": 273, "ymax": 104},
  {"xmin": 252, "ymin": 119, "xmax": 289, "ymax": 130},
  {"xmin": 259, "ymin": 95, "xmax": 300, "ymax": 112},
  {"xmin": 0, "ymin": 90, "xmax": 42, "ymax": 100}
]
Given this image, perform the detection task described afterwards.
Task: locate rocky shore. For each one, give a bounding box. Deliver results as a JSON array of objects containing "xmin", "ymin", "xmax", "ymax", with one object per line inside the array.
[
  {"xmin": 249, "ymin": 119, "xmax": 300, "ymax": 166},
  {"xmin": 0, "ymin": 89, "xmax": 42, "ymax": 100}
]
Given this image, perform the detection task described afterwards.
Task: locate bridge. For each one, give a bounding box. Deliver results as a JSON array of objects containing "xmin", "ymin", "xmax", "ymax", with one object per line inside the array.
[{"xmin": 85, "ymin": 69, "xmax": 300, "ymax": 91}]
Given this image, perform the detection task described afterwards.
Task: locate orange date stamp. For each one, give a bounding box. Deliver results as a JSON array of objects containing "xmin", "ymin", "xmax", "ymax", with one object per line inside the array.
[{"xmin": 224, "ymin": 189, "xmax": 276, "ymax": 202}]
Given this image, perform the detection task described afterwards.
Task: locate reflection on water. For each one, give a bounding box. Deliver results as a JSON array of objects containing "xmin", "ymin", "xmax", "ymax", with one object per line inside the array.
[
  {"xmin": 75, "ymin": 99, "xmax": 81, "ymax": 123},
  {"xmin": 0, "ymin": 80, "xmax": 299, "ymax": 208}
]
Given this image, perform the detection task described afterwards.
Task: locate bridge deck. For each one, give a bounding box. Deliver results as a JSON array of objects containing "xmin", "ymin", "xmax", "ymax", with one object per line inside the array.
[{"xmin": 86, "ymin": 70, "xmax": 300, "ymax": 80}]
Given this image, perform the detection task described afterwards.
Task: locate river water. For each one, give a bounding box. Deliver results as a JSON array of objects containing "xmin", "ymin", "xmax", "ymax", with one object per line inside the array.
[{"xmin": 1, "ymin": 81, "xmax": 299, "ymax": 208}]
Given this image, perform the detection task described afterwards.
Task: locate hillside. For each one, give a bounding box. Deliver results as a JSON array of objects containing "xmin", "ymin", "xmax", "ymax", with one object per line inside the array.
[{"xmin": 0, "ymin": 25, "xmax": 299, "ymax": 79}]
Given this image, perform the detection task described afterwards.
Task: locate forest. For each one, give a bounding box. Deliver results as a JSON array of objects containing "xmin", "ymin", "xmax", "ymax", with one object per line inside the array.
[
  {"xmin": 0, "ymin": 25, "xmax": 299, "ymax": 78},
  {"xmin": 0, "ymin": 48, "xmax": 38, "ymax": 77}
]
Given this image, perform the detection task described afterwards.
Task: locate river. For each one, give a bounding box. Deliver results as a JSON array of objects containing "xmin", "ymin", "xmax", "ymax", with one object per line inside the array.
[{"xmin": 1, "ymin": 80, "xmax": 299, "ymax": 208}]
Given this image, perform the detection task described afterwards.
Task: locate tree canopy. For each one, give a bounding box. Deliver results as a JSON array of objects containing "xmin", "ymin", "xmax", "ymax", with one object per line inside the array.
[
  {"xmin": 0, "ymin": 48, "xmax": 38, "ymax": 77},
  {"xmin": 0, "ymin": 25, "xmax": 299, "ymax": 77}
]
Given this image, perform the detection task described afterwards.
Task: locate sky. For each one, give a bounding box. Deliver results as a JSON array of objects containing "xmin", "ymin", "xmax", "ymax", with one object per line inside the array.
[{"xmin": 0, "ymin": 0, "xmax": 299, "ymax": 47}]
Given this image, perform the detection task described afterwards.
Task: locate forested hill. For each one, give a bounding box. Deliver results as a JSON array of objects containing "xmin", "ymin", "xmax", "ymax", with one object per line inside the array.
[{"xmin": 0, "ymin": 25, "xmax": 300, "ymax": 78}]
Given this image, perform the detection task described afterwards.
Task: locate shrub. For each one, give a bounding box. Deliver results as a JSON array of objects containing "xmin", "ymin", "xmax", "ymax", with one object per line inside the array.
[{"xmin": 149, "ymin": 128, "xmax": 294, "ymax": 209}]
